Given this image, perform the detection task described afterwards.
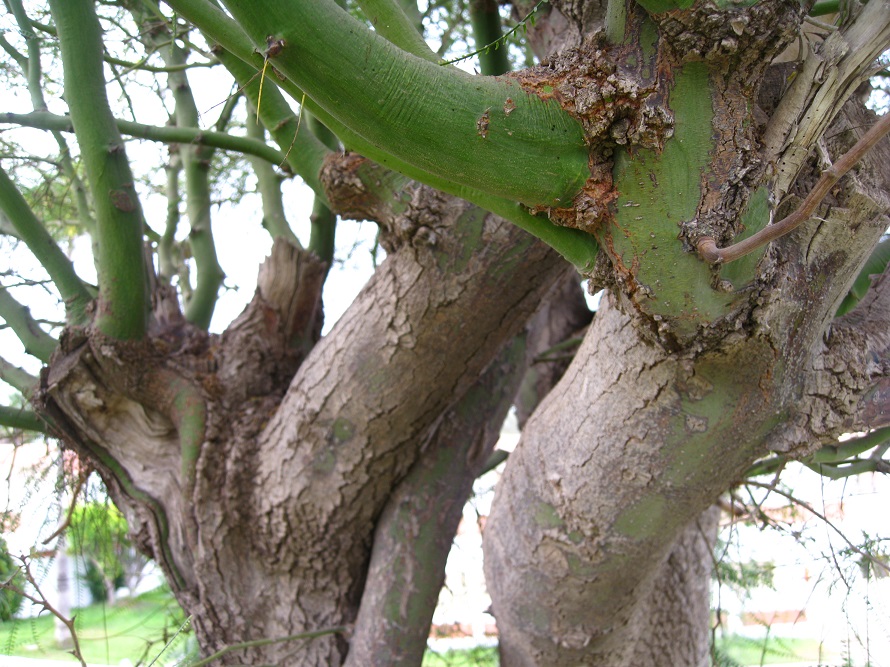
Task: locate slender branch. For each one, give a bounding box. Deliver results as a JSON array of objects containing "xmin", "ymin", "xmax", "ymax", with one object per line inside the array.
[
  {"xmin": 104, "ymin": 52, "xmax": 218, "ymax": 74},
  {"xmin": 308, "ymin": 197, "xmax": 336, "ymax": 267},
  {"xmin": 355, "ymin": 0, "xmax": 438, "ymax": 62},
  {"xmin": 0, "ymin": 356, "xmax": 38, "ymax": 395},
  {"xmin": 49, "ymin": 0, "xmax": 148, "ymax": 340},
  {"xmin": 215, "ymin": 50, "xmax": 332, "ymax": 201},
  {"xmin": 8, "ymin": 556, "xmax": 88, "ymax": 667},
  {"xmin": 744, "ymin": 427, "xmax": 890, "ymax": 479},
  {"xmin": 0, "ymin": 33, "xmax": 28, "ymax": 70},
  {"xmin": 7, "ymin": 0, "xmax": 97, "ymax": 236},
  {"xmin": 746, "ymin": 481, "xmax": 890, "ymax": 576},
  {"xmin": 187, "ymin": 625, "xmax": 351, "ymax": 667},
  {"xmin": 0, "ymin": 286, "xmax": 57, "ymax": 362},
  {"xmin": 163, "ymin": 38, "xmax": 224, "ymax": 329},
  {"xmin": 159, "ymin": 150, "xmax": 183, "ymax": 281},
  {"xmin": 468, "ymin": 0, "xmax": 511, "ymax": 76},
  {"xmin": 698, "ymin": 112, "xmax": 890, "ymax": 264},
  {"xmin": 0, "ymin": 166, "xmax": 92, "ymax": 325},
  {"xmin": 42, "ymin": 471, "xmax": 87, "ymax": 543},
  {"xmin": 0, "ymin": 111, "xmax": 288, "ymax": 169},
  {"xmin": 0, "ymin": 404, "xmax": 46, "ymax": 432},
  {"xmin": 245, "ymin": 114, "xmax": 299, "ymax": 244}
]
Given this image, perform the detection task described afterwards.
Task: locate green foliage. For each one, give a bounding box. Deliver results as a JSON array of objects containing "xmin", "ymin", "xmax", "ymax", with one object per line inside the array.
[
  {"xmin": 714, "ymin": 554, "xmax": 776, "ymax": 598},
  {"xmin": 68, "ymin": 500, "xmax": 148, "ymax": 602},
  {"xmin": 83, "ymin": 558, "xmax": 125, "ymax": 605},
  {"xmin": 0, "ymin": 536, "xmax": 24, "ymax": 621}
]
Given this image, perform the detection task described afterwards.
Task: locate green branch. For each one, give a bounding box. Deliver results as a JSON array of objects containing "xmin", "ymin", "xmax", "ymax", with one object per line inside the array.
[
  {"xmin": 0, "ymin": 166, "xmax": 92, "ymax": 325},
  {"xmin": 245, "ymin": 114, "xmax": 299, "ymax": 244},
  {"xmin": 0, "ymin": 404, "xmax": 46, "ymax": 433},
  {"xmin": 214, "ymin": 51, "xmax": 332, "ymax": 202},
  {"xmin": 49, "ymin": 0, "xmax": 148, "ymax": 340},
  {"xmin": 468, "ymin": 0, "xmax": 512, "ymax": 76},
  {"xmin": 308, "ymin": 197, "xmax": 337, "ymax": 268},
  {"xmin": 0, "ymin": 357, "xmax": 38, "ymax": 396},
  {"xmin": 164, "ymin": 40, "xmax": 224, "ymax": 330},
  {"xmin": 7, "ymin": 0, "xmax": 97, "ymax": 236},
  {"xmin": 218, "ymin": 0, "xmax": 589, "ymax": 208},
  {"xmin": 103, "ymin": 52, "xmax": 218, "ymax": 74},
  {"xmin": 0, "ymin": 111, "xmax": 288, "ymax": 171},
  {"xmin": 0, "ymin": 287, "xmax": 57, "ymax": 362},
  {"xmin": 174, "ymin": 0, "xmax": 599, "ymax": 270},
  {"xmin": 355, "ymin": 0, "xmax": 439, "ymax": 62}
]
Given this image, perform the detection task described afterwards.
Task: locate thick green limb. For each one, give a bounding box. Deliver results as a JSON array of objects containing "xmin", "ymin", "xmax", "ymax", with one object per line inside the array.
[
  {"xmin": 49, "ymin": 0, "xmax": 148, "ymax": 340},
  {"xmin": 0, "ymin": 404, "xmax": 46, "ymax": 432},
  {"xmin": 176, "ymin": 0, "xmax": 598, "ymax": 268},
  {"xmin": 1, "ymin": 112, "xmax": 288, "ymax": 178},
  {"xmin": 469, "ymin": 0, "xmax": 511, "ymax": 76},
  {"xmin": 0, "ymin": 166, "xmax": 92, "ymax": 326},
  {"xmin": 355, "ymin": 0, "xmax": 438, "ymax": 62},
  {"xmin": 0, "ymin": 287, "xmax": 57, "ymax": 362},
  {"xmin": 219, "ymin": 0, "xmax": 590, "ymax": 207}
]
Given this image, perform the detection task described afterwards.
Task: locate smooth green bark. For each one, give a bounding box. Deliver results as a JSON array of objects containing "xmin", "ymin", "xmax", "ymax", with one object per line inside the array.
[
  {"xmin": 163, "ymin": 40, "xmax": 224, "ymax": 330},
  {"xmin": 469, "ymin": 0, "xmax": 511, "ymax": 76},
  {"xmin": 217, "ymin": 52, "xmax": 332, "ymax": 203},
  {"xmin": 49, "ymin": 0, "xmax": 148, "ymax": 340},
  {"xmin": 173, "ymin": 0, "xmax": 599, "ymax": 269},
  {"xmin": 245, "ymin": 114, "xmax": 300, "ymax": 245},
  {"xmin": 0, "ymin": 404, "xmax": 45, "ymax": 432},
  {"xmin": 0, "ymin": 166, "xmax": 92, "ymax": 325},
  {"xmin": 0, "ymin": 357, "xmax": 38, "ymax": 396},
  {"xmin": 355, "ymin": 0, "xmax": 438, "ymax": 62},
  {"xmin": 0, "ymin": 287, "xmax": 57, "ymax": 362},
  {"xmin": 219, "ymin": 0, "xmax": 590, "ymax": 208}
]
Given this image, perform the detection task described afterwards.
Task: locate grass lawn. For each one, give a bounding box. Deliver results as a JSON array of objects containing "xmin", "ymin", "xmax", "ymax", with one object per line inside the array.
[
  {"xmin": 423, "ymin": 645, "xmax": 498, "ymax": 666},
  {"xmin": 715, "ymin": 634, "xmax": 840, "ymax": 665},
  {"xmin": 3, "ymin": 592, "xmax": 841, "ymax": 667},
  {"xmin": 0, "ymin": 587, "xmax": 191, "ymax": 665}
]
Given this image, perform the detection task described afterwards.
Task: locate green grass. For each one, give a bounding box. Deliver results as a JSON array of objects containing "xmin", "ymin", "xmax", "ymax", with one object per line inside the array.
[
  {"xmin": 3, "ymin": 592, "xmax": 839, "ymax": 667},
  {"xmin": 423, "ymin": 645, "xmax": 499, "ymax": 666},
  {"xmin": 715, "ymin": 634, "xmax": 838, "ymax": 665},
  {"xmin": 0, "ymin": 587, "xmax": 190, "ymax": 665}
]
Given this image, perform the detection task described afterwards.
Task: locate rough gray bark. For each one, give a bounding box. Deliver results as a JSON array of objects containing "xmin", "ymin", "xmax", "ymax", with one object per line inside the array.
[
  {"xmin": 40, "ymin": 188, "xmax": 568, "ymax": 663},
  {"xmin": 483, "ymin": 64, "xmax": 890, "ymax": 667}
]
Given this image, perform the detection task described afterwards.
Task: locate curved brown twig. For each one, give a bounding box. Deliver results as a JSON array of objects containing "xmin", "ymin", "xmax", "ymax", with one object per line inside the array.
[{"xmin": 698, "ymin": 111, "xmax": 890, "ymax": 264}]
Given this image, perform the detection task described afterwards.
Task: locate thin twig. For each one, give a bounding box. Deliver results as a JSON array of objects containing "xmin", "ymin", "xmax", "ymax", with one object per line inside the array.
[
  {"xmin": 5, "ymin": 555, "xmax": 88, "ymax": 667},
  {"xmin": 42, "ymin": 470, "xmax": 87, "ymax": 544},
  {"xmin": 698, "ymin": 112, "xmax": 890, "ymax": 264},
  {"xmin": 746, "ymin": 481, "xmax": 890, "ymax": 576},
  {"xmin": 186, "ymin": 625, "xmax": 351, "ymax": 667}
]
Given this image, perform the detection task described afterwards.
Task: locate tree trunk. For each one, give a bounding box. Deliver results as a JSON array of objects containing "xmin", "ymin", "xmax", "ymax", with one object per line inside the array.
[{"xmin": 16, "ymin": 1, "xmax": 889, "ymax": 665}]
